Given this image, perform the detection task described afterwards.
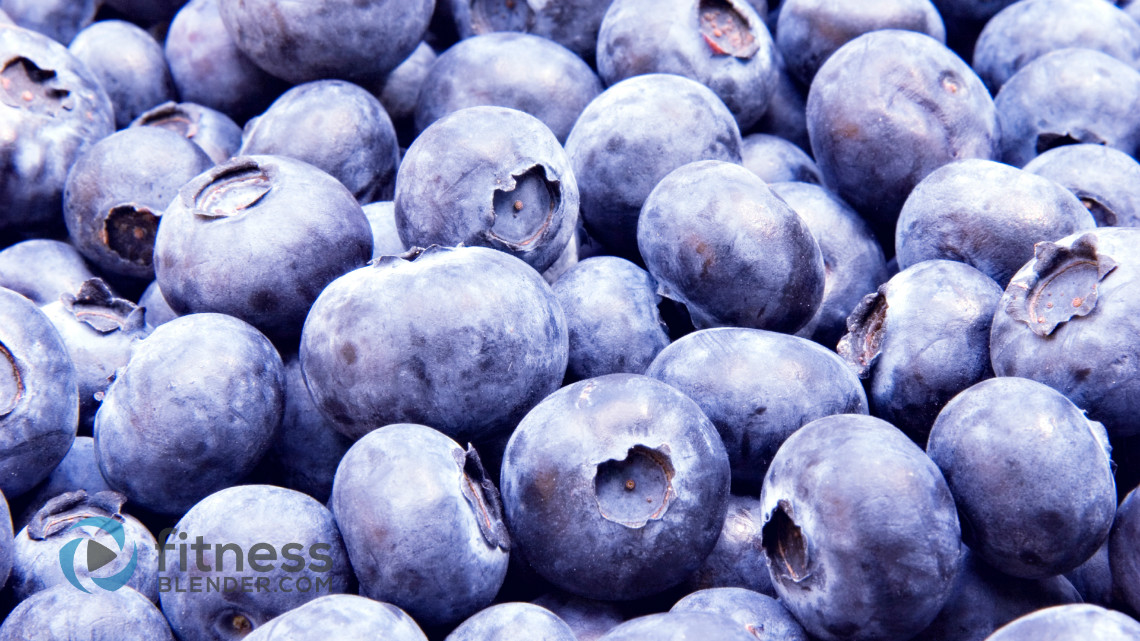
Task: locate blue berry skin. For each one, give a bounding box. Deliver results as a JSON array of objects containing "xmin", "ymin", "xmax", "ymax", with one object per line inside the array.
[
  {"xmin": 530, "ymin": 592, "xmax": 626, "ymax": 641},
  {"xmin": 672, "ymin": 587, "xmax": 809, "ymax": 641},
  {"xmin": 0, "ymin": 0, "xmax": 96, "ymax": 45},
  {"xmin": 414, "ymin": 33, "xmax": 600, "ymax": 143},
  {"xmin": 0, "ymin": 585, "xmax": 173, "ymax": 641},
  {"xmin": 597, "ymin": 0, "xmax": 778, "ymax": 131},
  {"xmin": 131, "ymin": 101, "xmax": 243, "ymax": 166},
  {"xmin": 985, "ymin": 605, "xmax": 1140, "ymax": 641},
  {"xmin": 989, "ymin": 228, "xmax": 1140, "ymax": 439},
  {"xmin": 155, "ymin": 155, "xmax": 373, "ymax": 344},
  {"xmin": 0, "ymin": 25, "xmax": 113, "ymax": 238},
  {"xmin": 0, "ymin": 240, "xmax": 96, "ymax": 307},
  {"xmin": 0, "ymin": 287, "xmax": 77, "ymax": 499},
  {"xmin": 1111, "ymin": 486, "xmax": 1140, "ymax": 614},
  {"xmin": 1065, "ymin": 540, "xmax": 1113, "ymax": 607},
  {"xmin": 244, "ymin": 595, "xmax": 427, "ymax": 641},
  {"xmin": 362, "ymin": 202, "xmax": 407, "ymax": 260},
  {"xmin": 741, "ymin": 133, "xmax": 821, "ymax": 185},
  {"xmin": 68, "ymin": 20, "xmax": 176, "ymax": 129},
  {"xmin": 330, "ymin": 424, "xmax": 510, "ymax": 628},
  {"xmin": 137, "ymin": 281, "xmax": 178, "ymax": 329},
  {"xmin": 760, "ymin": 414, "xmax": 961, "ymax": 641},
  {"xmin": 13, "ymin": 437, "xmax": 110, "ymax": 531},
  {"xmin": 0, "ymin": 490, "xmax": 11, "ymax": 591},
  {"xmin": 973, "ymin": 0, "xmax": 1140, "ymax": 93},
  {"xmin": 807, "ymin": 30, "xmax": 999, "ymax": 248},
  {"xmin": 300, "ymin": 245, "xmax": 568, "ymax": 445},
  {"xmin": 683, "ymin": 495, "xmax": 774, "ymax": 596},
  {"xmin": 994, "ymin": 48, "xmax": 1140, "ymax": 168},
  {"xmin": 446, "ymin": 603, "xmax": 577, "ymax": 641},
  {"xmin": 446, "ymin": 0, "xmax": 613, "ymax": 62},
  {"xmin": 927, "ymin": 377, "xmax": 1115, "ymax": 579},
  {"xmin": 159, "ymin": 485, "xmax": 352, "ymax": 641},
  {"xmin": 94, "ymin": 313, "xmax": 284, "ymax": 516},
  {"xmin": 770, "ymin": 181, "xmax": 889, "ymax": 348},
  {"xmin": 501, "ymin": 374, "xmax": 730, "ymax": 601},
  {"xmin": 1024, "ymin": 144, "xmax": 1140, "ymax": 228},
  {"xmin": 638, "ymin": 160, "xmax": 824, "ymax": 333},
  {"xmin": 839, "ymin": 260, "xmax": 1002, "ymax": 443},
  {"xmin": 647, "ymin": 327, "xmax": 867, "ymax": 490},
  {"xmin": 240, "ymin": 80, "xmax": 399, "ymax": 204},
  {"xmin": 754, "ymin": 49, "xmax": 810, "ymax": 152},
  {"xmin": 375, "ymin": 41, "xmax": 435, "ymax": 146},
  {"xmin": 565, "ymin": 74, "xmax": 743, "ymax": 258},
  {"xmin": 895, "ymin": 159, "xmax": 1095, "ymax": 287},
  {"xmin": 553, "ymin": 256, "xmax": 670, "ymax": 382},
  {"xmin": 597, "ymin": 611, "xmax": 756, "ymax": 641},
  {"xmin": 395, "ymin": 106, "xmax": 579, "ymax": 274}
]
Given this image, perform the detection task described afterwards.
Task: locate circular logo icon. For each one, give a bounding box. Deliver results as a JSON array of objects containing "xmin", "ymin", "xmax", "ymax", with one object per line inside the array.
[{"xmin": 57, "ymin": 516, "xmax": 138, "ymax": 593}]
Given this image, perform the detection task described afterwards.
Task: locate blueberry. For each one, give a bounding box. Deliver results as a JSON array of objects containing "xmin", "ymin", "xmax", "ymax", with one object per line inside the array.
[
  {"xmin": 760, "ymin": 414, "xmax": 961, "ymax": 641},
  {"xmin": 838, "ymin": 260, "xmax": 1002, "ymax": 443},
  {"xmin": 0, "ymin": 0, "xmax": 97, "ymax": 45},
  {"xmin": 985, "ymin": 604, "xmax": 1140, "ymax": 641},
  {"xmin": 638, "ymin": 160, "xmax": 824, "ymax": 333},
  {"xmin": 1065, "ymin": 539, "xmax": 1113, "ymax": 607},
  {"xmin": 0, "ymin": 489, "xmax": 12, "ymax": 591},
  {"xmin": 375, "ymin": 41, "xmax": 436, "ymax": 146},
  {"xmin": 671, "ymin": 587, "xmax": 809, "ymax": 641},
  {"xmin": 1023, "ymin": 144, "xmax": 1140, "ymax": 228},
  {"xmin": 244, "ymin": 594, "xmax": 428, "ymax": 641},
  {"xmin": 0, "ymin": 584, "xmax": 173, "ymax": 641},
  {"xmin": 68, "ymin": 20, "xmax": 176, "ymax": 129},
  {"xmin": 530, "ymin": 592, "xmax": 626, "ymax": 641},
  {"xmin": 929, "ymin": 0, "xmax": 1016, "ymax": 62},
  {"xmin": 330, "ymin": 424, "xmax": 510, "ymax": 627},
  {"xmin": 395, "ymin": 106, "xmax": 579, "ymax": 273},
  {"xmin": 541, "ymin": 233, "xmax": 579, "ymax": 285},
  {"xmin": 446, "ymin": 603, "xmax": 577, "ymax": 641},
  {"xmin": 94, "ymin": 313, "xmax": 284, "ymax": 515},
  {"xmin": 137, "ymin": 280, "xmax": 179, "ymax": 329},
  {"xmin": 131, "ymin": 101, "xmax": 244, "ymax": 165},
  {"xmin": 501, "ymin": 374, "xmax": 730, "ymax": 601},
  {"xmin": 361, "ymin": 201, "xmax": 406, "ymax": 260},
  {"xmin": 683, "ymin": 494, "xmax": 774, "ymax": 596},
  {"xmin": 1110, "ymin": 485, "xmax": 1140, "ymax": 615},
  {"xmin": 446, "ymin": 0, "xmax": 613, "ymax": 62},
  {"xmin": 102, "ymin": 0, "xmax": 187, "ymax": 25},
  {"xmin": 0, "ymin": 239, "xmax": 96, "ymax": 306},
  {"xmin": 13, "ymin": 436, "xmax": 110, "ymax": 531},
  {"xmin": 754, "ymin": 48, "xmax": 810, "ymax": 152},
  {"xmin": 740, "ymin": 133, "xmax": 821, "ymax": 185},
  {"xmin": 597, "ymin": 611, "xmax": 756, "ymax": 641}
]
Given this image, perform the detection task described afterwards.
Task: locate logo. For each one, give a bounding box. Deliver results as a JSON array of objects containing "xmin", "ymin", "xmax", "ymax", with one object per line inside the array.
[{"xmin": 57, "ymin": 517, "xmax": 138, "ymax": 593}]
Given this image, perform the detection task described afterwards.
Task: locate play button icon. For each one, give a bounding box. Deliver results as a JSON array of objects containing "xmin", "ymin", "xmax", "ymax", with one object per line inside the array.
[{"xmin": 86, "ymin": 540, "xmax": 118, "ymax": 573}]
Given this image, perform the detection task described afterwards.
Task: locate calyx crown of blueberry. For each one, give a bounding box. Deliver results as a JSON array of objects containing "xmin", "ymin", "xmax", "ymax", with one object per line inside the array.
[
  {"xmin": 27, "ymin": 489, "xmax": 128, "ymax": 541},
  {"xmin": 1006, "ymin": 233, "xmax": 1117, "ymax": 337},
  {"xmin": 62, "ymin": 278, "xmax": 146, "ymax": 334}
]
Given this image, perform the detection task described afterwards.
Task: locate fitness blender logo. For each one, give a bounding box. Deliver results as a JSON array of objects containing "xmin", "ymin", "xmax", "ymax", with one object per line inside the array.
[{"xmin": 57, "ymin": 516, "xmax": 139, "ymax": 593}]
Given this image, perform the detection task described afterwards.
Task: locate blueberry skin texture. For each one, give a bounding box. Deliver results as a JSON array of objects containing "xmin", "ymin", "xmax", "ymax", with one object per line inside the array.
[
  {"xmin": 447, "ymin": 0, "xmax": 612, "ymax": 62},
  {"xmin": 927, "ymin": 377, "xmax": 1116, "ymax": 579},
  {"xmin": 165, "ymin": 0, "xmax": 288, "ymax": 124},
  {"xmin": 994, "ymin": 48, "xmax": 1140, "ymax": 169},
  {"xmin": 330, "ymin": 424, "xmax": 510, "ymax": 627},
  {"xmin": 138, "ymin": 280, "xmax": 179, "ymax": 329},
  {"xmin": 1023, "ymin": 145, "xmax": 1140, "ymax": 228},
  {"xmin": 1065, "ymin": 539, "xmax": 1113, "ymax": 607},
  {"xmin": 741, "ymin": 133, "xmax": 821, "ymax": 185},
  {"xmin": 0, "ymin": 25, "xmax": 114, "ymax": 237},
  {"xmin": 684, "ymin": 494, "xmax": 774, "ymax": 596},
  {"xmin": 597, "ymin": 0, "xmax": 778, "ymax": 131},
  {"xmin": 300, "ymin": 245, "xmax": 568, "ymax": 444},
  {"xmin": 446, "ymin": 603, "xmax": 577, "ymax": 641},
  {"xmin": 530, "ymin": 592, "xmax": 626, "ymax": 641},
  {"xmin": 1111, "ymin": 485, "xmax": 1140, "ymax": 614},
  {"xmin": 376, "ymin": 41, "xmax": 435, "ymax": 145},
  {"xmin": 989, "ymin": 228, "xmax": 1140, "ymax": 438},
  {"xmin": 0, "ymin": 239, "xmax": 96, "ymax": 306},
  {"xmin": 14, "ymin": 436, "xmax": 110, "ymax": 531},
  {"xmin": 395, "ymin": 106, "xmax": 579, "ymax": 273},
  {"xmin": 0, "ymin": 0, "xmax": 96, "ymax": 45},
  {"xmin": 760, "ymin": 414, "xmax": 962, "ymax": 641},
  {"xmin": 63, "ymin": 126, "xmax": 214, "ymax": 281},
  {"xmin": 362, "ymin": 201, "xmax": 407, "ymax": 259},
  {"xmin": 671, "ymin": 587, "xmax": 809, "ymax": 641},
  {"xmin": 598, "ymin": 611, "xmax": 756, "ymax": 641},
  {"xmin": 240, "ymin": 80, "xmax": 399, "ymax": 203},
  {"xmin": 218, "ymin": 0, "xmax": 433, "ymax": 85},
  {"xmin": 807, "ymin": 30, "xmax": 999, "ymax": 244},
  {"xmin": 553, "ymin": 256, "xmax": 670, "ymax": 381},
  {"xmin": 244, "ymin": 595, "xmax": 427, "ymax": 641},
  {"xmin": 160, "ymin": 485, "xmax": 353, "ymax": 641},
  {"xmin": 565, "ymin": 73, "xmax": 743, "ymax": 258},
  {"xmin": 973, "ymin": 0, "xmax": 1140, "ymax": 93},
  {"xmin": 919, "ymin": 548, "xmax": 1082, "ymax": 641},
  {"xmin": 131, "ymin": 101, "xmax": 244, "ymax": 166},
  {"xmin": 68, "ymin": 20, "xmax": 176, "ymax": 129},
  {"xmin": 94, "ymin": 313, "xmax": 284, "ymax": 515},
  {"xmin": 776, "ymin": 0, "xmax": 945, "ymax": 86},
  {"xmin": 839, "ymin": 260, "xmax": 1002, "ymax": 442},
  {"xmin": 0, "ymin": 584, "xmax": 174, "ymax": 641},
  {"xmin": 501, "ymin": 374, "xmax": 730, "ymax": 601},
  {"xmin": 0, "ymin": 287, "xmax": 77, "ymax": 499},
  {"xmin": 770, "ymin": 181, "xmax": 889, "ymax": 348},
  {"xmin": 895, "ymin": 159, "xmax": 1095, "ymax": 287},
  {"xmin": 155, "ymin": 155, "xmax": 373, "ymax": 344},
  {"xmin": 984, "ymin": 604, "xmax": 1140, "ymax": 641},
  {"xmin": 414, "ymin": 33, "xmax": 600, "ymax": 143},
  {"xmin": 754, "ymin": 48, "xmax": 810, "ymax": 152},
  {"xmin": 638, "ymin": 160, "xmax": 824, "ymax": 333},
  {"xmin": 647, "ymin": 327, "xmax": 867, "ymax": 489}
]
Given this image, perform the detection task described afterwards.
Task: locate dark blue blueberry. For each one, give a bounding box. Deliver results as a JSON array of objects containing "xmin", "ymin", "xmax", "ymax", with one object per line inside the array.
[
  {"xmin": 361, "ymin": 201, "xmax": 406, "ymax": 260},
  {"xmin": 530, "ymin": 592, "xmax": 625, "ymax": 641},
  {"xmin": 68, "ymin": 20, "xmax": 176, "ymax": 129},
  {"xmin": 760, "ymin": 414, "xmax": 961, "ymax": 641},
  {"xmin": 155, "ymin": 155, "xmax": 373, "ymax": 344},
  {"xmin": 683, "ymin": 494, "xmax": 773, "ymax": 596},
  {"xmin": 446, "ymin": 603, "xmax": 576, "ymax": 641},
  {"xmin": 541, "ymin": 233, "xmax": 579, "ymax": 285},
  {"xmin": 330, "ymin": 424, "xmax": 509, "ymax": 627},
  {"xmin": 244, "ymin": 595, "xmax": 427, "ymax": 641},
  {"xmin": 973, "ymin": 0, "xmax": 1140, "ymax": 93},
  {"xmin": 94, "ymin": 313, "xmax": 284, "ymax": 515},
  {"xmin": 130, "ymin": 101, "xmax": 243, "ymax": 165},
  {"xmin": 240, "ymin": 80, "xmax": 399, "ymax": 203},
  {"xmin": 300, "ymin": 245, "xmax": 568, "ymax": 445},
  {"xmin": 741, "ymin": 133, "xmax": 820, "ymax": 184},
  {"xmin": 1065, "ymin": 539, "xmax": 1113, "ymax": 607},
  {"xmin": 927, "ymin": 377, "xmax": 1115, "ymax": 578},
  {"xmin": 102, "ymin": 0, "xmax": 187, "ymax": 24},
  {"xmin": 929, "ymin": 0, "xmax": 1017, "ymax": 63},
  {"xmin": 838, "ymin": 260, "xmax": 1002, "ymax": 442},
  {"xmin": 597, "ymin": 611, "xmax": 755, "ymax": 641},
  {"xmin": 895, "ymin": 159, "xmax": 1095, "ymax": 286},
  {"xmin": 994, "ymin": 48, "xmax": 1140, "ymax": 168},
  {"xmin": 770, "ymin": 181, "xmax": 889, "ymax": 348},
  {"xmin": 807, "ymin": 30, "xmax": 998, "ymax": 248},
  {"xmin": 446, "ymin": 0, "xmax": 613, "ymax": 62},
  {"xmin": 13, "ymin": 436, "xmax": 110, "ymax": 531},
  {"xmin": 63, "ymin": 126, "xmax": 213, "ymax": 282},
  {"xmin": 985, "ymin": 605, "xmax": 1140, "ymax": 641},
  {"xmin": 0, "ymin": 287, "xmax": 77, "ymax": 499},
  {"xmin": 415, "ymin": 33, "xmax": 600, "ymax": 143},
  {"xmin": 565, "ymin": 73, "xmax": 743, "ymax": 258},
  {"xmin": 0, "ymin": 239, "xmax": 96, "ymax": 306},
  {"xmin": 647, "ymin": 327, "xmax": 867, "ymax": 489},
  {"xmin": 753, "ymin": 48, "xmax": 810, "ymax": 152},
  {"xmin": 0, "ymin": 0, "xmax": 96, "ymax": 44},
  {"xmin": 159, "ymin": 485, "xmax": 352, "ymax": 641},
  {"xmin": 989, "ymin": 229, "xmax": 1140, "ymax": 439},
  {"xmin": 1111, "ymin": 485, "xmax": 1140, "ymax": 615},
  {"xmin": 0, "ymin": 584, "xmax": 173, "ymax": 641},
  {"xmin": 375, "ymin": 41, "xmax": 436, "ymax": 146},
  {"xmin": 638, "ymin": 160, "xmax": 824, "ymax": 333},
  {"xmin": 1023, "ymin": 144, "xmax": 1140, "ymax": 228},
  {"xmin": 395, "ymin": 106, "xmax": 579, "ymax": 273},
  {"xmin": 0, "ymin": 489, "xmax": 12, "ymax": 591},
  {"xmin": 672, "ymin": 587, "xmax": 809, "ymax": 641},
  {"xmin": 501, "ymin": 374, "xmax": 730, "ymax": 601},
  {"xmin": 553, "ymin": 256, "xmax": 670, "ymax": 381},
  {"xmin": 137, "ymin": 280, "xmax": 178, "ymax": 329}
]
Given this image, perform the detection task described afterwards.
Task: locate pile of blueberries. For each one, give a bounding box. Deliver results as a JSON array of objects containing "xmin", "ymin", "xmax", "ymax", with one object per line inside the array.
[{"xmin": 4, "ymin": 0, "xmax": 1140, "ymax": 639}]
